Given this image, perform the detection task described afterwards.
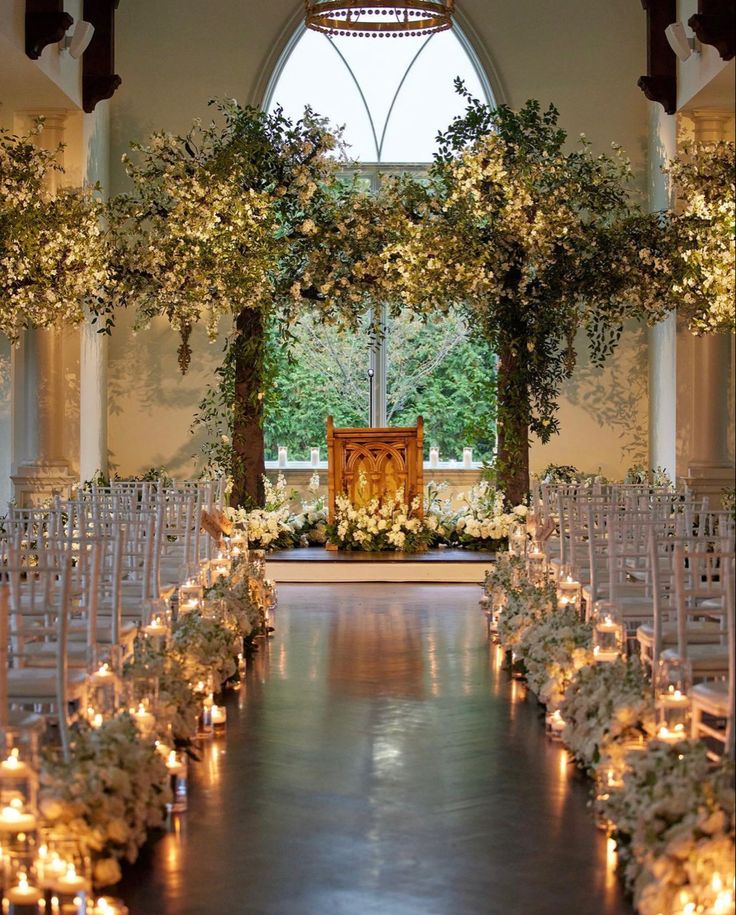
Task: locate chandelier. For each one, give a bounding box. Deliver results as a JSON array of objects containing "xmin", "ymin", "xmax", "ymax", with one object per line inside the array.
[{"xmin": 304, "ymin": 1, "xmax": 455, "ymax": 38}]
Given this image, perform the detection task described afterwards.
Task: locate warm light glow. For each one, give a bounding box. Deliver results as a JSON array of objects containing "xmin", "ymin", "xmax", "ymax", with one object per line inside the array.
[{"xmin": 2, "ymin": 748, "xmax": 20, "ymax": 769}]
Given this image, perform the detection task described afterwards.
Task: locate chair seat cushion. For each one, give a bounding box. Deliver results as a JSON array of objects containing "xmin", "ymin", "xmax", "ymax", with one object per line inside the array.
[
  {"xmin": 637, "ymin": 620, "xmax": 723, "ymax": 648},
  {"xmin": 692, "ymin": 680, "xmax": 730, "ymax": 716},
  {"xmin": 7, "ymin": 667, "xmax": 87, "ymax": 700},
  {"xmin": 662, "ymin": 645, "xmax": 729, "ymax": 674}
]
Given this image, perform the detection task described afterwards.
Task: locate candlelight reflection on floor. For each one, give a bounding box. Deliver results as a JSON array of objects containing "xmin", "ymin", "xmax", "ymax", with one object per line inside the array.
[{"xmin": 119, "ymin": 583, "xmax": 632, "ymax": 915}]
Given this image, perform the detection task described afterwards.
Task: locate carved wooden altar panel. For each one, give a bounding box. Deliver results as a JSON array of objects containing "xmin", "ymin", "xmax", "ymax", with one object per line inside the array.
[{"xmin": 326, "ymin": 416, "xmax": 424, "ymax": 526}]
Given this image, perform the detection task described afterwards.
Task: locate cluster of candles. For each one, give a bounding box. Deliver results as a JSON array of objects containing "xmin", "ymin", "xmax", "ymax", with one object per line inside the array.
[{"xmin": 0, "ymin": 734, "xmax": 130, "ymax": 914}]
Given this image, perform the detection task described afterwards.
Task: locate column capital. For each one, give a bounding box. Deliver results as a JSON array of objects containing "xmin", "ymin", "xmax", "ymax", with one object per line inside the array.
[{"xmin": 689, "ymin": 108, "xmax": 732, "ymax": 143}]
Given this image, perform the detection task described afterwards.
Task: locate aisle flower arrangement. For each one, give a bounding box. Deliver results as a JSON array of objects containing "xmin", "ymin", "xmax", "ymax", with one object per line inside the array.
[
  {"xmin": 39, "ymin": 715, "xmax": 171, "ymax": 887},
  {"xmin": 598, "ymin": 741, "xmax": 735, "ymax": 915},
  {"xmin": 517, "ymin": 608, "xmax": 592, "ymax": 709},
  {"xmin": 559, "ymin": 659, "xmax": 656, "ymax": 770},
  {"xmin": 486, "ymin": 550, "xmax": 735, "ymax": 914}
]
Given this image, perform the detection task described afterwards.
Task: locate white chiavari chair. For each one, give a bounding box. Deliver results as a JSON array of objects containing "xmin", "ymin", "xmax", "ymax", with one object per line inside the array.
[
  {"xmin": 5, "ymin": 553, "xmax": 87, "ymax": 757},
  {"xmin": 662, "ymin": 540, "xmax": 734, "ymax": 683},
  {"xmin": 691, "ymin": 554, "xmax": 735, "ymax": 760}
]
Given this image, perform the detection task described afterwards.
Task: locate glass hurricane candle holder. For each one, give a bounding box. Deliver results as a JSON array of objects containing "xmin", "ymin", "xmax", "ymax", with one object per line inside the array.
[
  {"xmin": 209, "ymin": 554, "xmax": 231, "ymax": 583},
  {"xmin": 91, "ymin": 897, "xmax": 129, "ymax": 915},
  {"xmin": 178, "ymin": 582, "xmax": 204, "ymax": 614},
  {"xmin": 0, "ymin": 730, "xmax": 39, "ymax": 819},
  {"xmin": 36, "ymin": 836, "xmax": 91, "ymax": 911},
  {"xmin": 527, "ymin": 549, "xmax": 547, "ymax": 585},
  {"xmin": 3, "ymin": 858, "xmax": 43, "ymax": 915},
  {"xmin": 164, "ymin": 750, "xmax": 188, "ymax": 815},
  {"xmin": 654, "ymin": 657, "xmax": 692, "ymax": 737},
  {"xmin": 211, "ymin": 706, "xmax": 227, "ymax": 732},
  {"xmin": 557, "ymin": 574, "xmax": 581, "ymax": 611},
  {"xmin": 194, "ymin": 677, "xmax": 215, "ymax": 739},
  {"xmin": 509, "ymin": 525, "xmax": 528, "ymax": 557},
  {"xmin": 545, "ymin": 709, "xmax": 566, "ymax": 740},
  {"xmin": 124, "ymin": 675, "xmax": 159, "ymax": 716},
  {"xmin": 89, "ymin": 654, "xmax": 122, "ymax": 718},
  {"xmin": 591, "ymin": 608, "xmax": 625, "ymax": 663},
  {"xmin": 142, "ymin": 606, "xmax": 171, "ymax": 647},
  {"xmin": 249, "ymin": 550, "xmax": 266, "ymax": 576}
]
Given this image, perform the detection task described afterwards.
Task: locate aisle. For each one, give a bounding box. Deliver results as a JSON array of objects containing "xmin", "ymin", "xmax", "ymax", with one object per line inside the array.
[{"xmin": 121, "ymin": 584, "xmax": 633, "ymax": 915}]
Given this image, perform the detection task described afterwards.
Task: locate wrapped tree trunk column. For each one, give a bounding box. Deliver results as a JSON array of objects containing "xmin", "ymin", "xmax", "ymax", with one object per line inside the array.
[
  {"xmin": 496, "ymin": 338, "xmax": 530, "ymax": 508},
  {"xmin": 232, "ymin": 307, "xmax": 266, "ymax": 508}
]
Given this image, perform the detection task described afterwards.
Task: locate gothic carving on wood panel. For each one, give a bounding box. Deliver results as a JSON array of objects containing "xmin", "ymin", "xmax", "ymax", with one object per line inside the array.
[
  {"xmin": 25, "ymin": 0, "xmax": 73, "ymax": 60},
  {"xmin": 638, "ymin": 0, "xmax": 677, "ymax": 114},
  {"xmin": 689, "ymin": 0, "xmax": 735, "ymax": 60},
  {"xmin": 326, "ymin": 416, "xmax": 424, "ymax": 534}
]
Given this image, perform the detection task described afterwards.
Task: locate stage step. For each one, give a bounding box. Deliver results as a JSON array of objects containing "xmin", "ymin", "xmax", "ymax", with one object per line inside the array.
[{"xmin": 265, "ymin": 548, "xmax": 494, "ymax": 584}]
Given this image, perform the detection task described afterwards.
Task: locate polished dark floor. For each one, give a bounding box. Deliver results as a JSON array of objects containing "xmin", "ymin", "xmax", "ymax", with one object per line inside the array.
[{"xmin": 120, "ymin": 584, "xmax": 633, "ymax": 915}]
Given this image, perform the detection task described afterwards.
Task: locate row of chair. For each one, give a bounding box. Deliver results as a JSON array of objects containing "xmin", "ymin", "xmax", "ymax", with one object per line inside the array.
[
  {"xmin": 530, "ymin": 480, "xmax": 735, "ymax": 759},
  {"xmin": 0, "ymin": 477, "xmax": 227, "ymax": 756}
]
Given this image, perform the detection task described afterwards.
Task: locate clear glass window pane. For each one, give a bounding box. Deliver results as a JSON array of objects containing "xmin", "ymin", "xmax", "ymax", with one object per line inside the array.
[
  {"xmin": 268, "ymin": 30, "xmax": 378, "ymax": 161},
  {"xmin": 380, "ymin": 31, "xmax": 486, "ymax": 162},
  {"xmin": 386, "ymin": 309, "xmax": 497, "ymax": 461}
]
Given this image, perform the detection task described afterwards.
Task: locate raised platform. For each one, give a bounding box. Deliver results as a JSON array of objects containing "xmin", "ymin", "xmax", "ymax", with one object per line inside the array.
[{"xmin": 265, "ymin": 548, "xmax": 494, "ymax": 583}]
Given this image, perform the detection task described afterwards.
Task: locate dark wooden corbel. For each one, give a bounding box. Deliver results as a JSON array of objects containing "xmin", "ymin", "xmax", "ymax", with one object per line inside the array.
[
  {"xmin": 689, "ymin": 0, "xmax": 735, "ymax": 60},
  {"xmin": 25, "ymin": 0, "xmax": 73, "ymax": 60},
  {"xmin": 83, "ymin": 0, "xmax": 122, "ymax": 112},
  {"xmin": 638, "ymin": 0, "xmax": 677, "ymax": 114}
]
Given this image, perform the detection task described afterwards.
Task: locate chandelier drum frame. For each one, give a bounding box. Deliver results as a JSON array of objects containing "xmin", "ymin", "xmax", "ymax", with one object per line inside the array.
[{"xmin": 304, "ymin": 1, "xmax": 455, "ymax": 37}]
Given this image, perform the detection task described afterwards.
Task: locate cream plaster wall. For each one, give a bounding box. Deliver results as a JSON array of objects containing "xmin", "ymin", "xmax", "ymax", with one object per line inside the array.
[{"xmin": 106, "ymin": 0, "xmax": 652, "ymax": 480}]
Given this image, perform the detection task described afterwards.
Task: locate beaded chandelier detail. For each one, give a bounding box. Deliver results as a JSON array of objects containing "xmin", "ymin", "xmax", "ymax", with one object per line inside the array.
[{"xmin": 305, "ymin": 1, "xmax": 455, "ymax": 37}]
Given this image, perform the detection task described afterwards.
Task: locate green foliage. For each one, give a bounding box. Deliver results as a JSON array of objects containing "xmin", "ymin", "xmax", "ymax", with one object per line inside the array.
[{"xmin": 263, "ymin": 307, "xmax": 497, "ymax": 460}]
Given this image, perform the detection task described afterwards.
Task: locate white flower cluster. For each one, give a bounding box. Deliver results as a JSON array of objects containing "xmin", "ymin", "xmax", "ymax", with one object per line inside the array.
[
  {"xmin": 426, "ymin": 480, "xmax": 528, "ymax": 549},
  {"xmin": 40, "ymin": 715, "xmax": 171, "ymax": 888},
  {"xmin": 224, "ymin": 473, "xmax": 327, "ymax": 549},
  {"xmin": 331, "ymin": 474, "xmax": 430, "ymax": 552},
  {"xmin": 599, "ymin": 741, "xmax": 734, "ymax": 915}
]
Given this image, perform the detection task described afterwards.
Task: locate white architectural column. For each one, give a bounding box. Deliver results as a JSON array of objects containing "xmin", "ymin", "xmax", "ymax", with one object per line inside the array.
[
  {"xmin": 647, "ymin": 103, "xmax": 677, "ymax": 477},
  {"xmin": 686, "ymin": 109, "xmax": 735, "ymax": 501},
  {"xmin": 79, "ymin": 319, "xmax": 108, "ymax": 480},
  {"xmin": 11, "ymin": 111, "xmax": 73, "ymax": 505},
  {"xmin": 79, "ymin": 104, "xmax": 111, "ymax": 482}
]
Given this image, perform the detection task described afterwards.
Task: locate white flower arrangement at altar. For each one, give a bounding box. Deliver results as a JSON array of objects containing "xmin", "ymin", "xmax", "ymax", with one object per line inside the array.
[
  {"xmin": 598, "ymin": 741, "xmax": 735, "ymax": 915},
  {"xmin": 430, "ymin": 480, "xmax": 528, "ymax": 551},
  {"xmin": 39, "ymin": 714, "xmax": 171, "ymax": 888},
  {"xmin": 224, "ymin": 474, "xmax": 297, "ymax": 550},
  {"xmin": 558, "ymin": 658, "xmax": 656, "ymax": 772},
  {"xmin": 517, "ymin": 608, "xmax": 593, "ymax": 709},
  {"xmin": 291, "ymin": 473, "xmax": 329, "ymax": 545},
  {"xmin": 224, "ymin": 473, "xmax": 328, "ymax": 550},
  {"xmin": 328, "ymin": 474, "xmax": 432, "ymax": 552}
]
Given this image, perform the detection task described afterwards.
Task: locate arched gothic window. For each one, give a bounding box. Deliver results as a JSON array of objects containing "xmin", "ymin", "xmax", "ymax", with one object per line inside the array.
[{"xmin": 263, "ymin": 26, "xmax": 498, "ymax": 464}]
